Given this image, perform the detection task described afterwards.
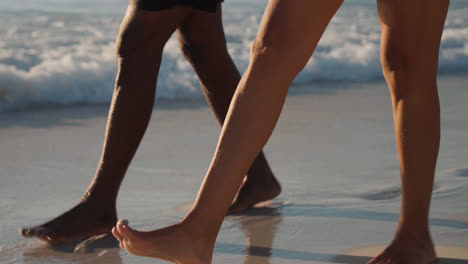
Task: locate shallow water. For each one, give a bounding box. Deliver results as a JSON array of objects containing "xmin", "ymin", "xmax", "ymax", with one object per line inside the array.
[{"xmin": 1, "ymin": 75, "xmax": 467, "ymax": 263}]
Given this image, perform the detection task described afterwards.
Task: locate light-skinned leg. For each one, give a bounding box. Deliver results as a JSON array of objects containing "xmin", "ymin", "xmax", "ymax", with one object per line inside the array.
[
  {"xmin": 112, "ymin": 0, "xmax": 343, "ymax": 263},
  {"xmin": 368, "ymin": 0, "xmax": 449, "ymax": 263},
  {"xmin": 176, "ymin": 6, "xmax": 281, "ymax": 214}
]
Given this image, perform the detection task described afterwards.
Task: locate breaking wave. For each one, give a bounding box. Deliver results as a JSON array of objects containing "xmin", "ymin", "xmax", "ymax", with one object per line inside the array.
[{"xmin": 1, "ymin": 1, "xmax": 467, "ymax": 111}]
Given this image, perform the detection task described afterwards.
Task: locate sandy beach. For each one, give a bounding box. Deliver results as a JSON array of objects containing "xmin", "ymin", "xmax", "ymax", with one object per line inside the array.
[{"xmin": 1, "ymin": 74, "xmax": 467, "ymax": 263}]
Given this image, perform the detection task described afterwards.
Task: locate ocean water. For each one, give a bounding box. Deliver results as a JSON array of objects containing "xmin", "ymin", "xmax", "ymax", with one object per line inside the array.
[
  {"xmin": 0, "ymin": 75, "xmax": 467, "ymax": 264},
  {"xmin": 0, "ymin": 0, "xmax": 467, "ymax": 111}
]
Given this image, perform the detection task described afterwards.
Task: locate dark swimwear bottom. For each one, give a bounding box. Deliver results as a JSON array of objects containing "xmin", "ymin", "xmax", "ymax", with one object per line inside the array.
[{"xmin": 135, "ymin": 0, "xmax": 224, "ymax": 13}]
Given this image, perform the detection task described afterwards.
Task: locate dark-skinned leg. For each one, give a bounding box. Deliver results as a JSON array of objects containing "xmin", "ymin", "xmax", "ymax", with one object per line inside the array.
[
  {"xmin": 20, "ymin": 4, "xmax": 191, "ymax": 244},
  {"xmin": 176, "ymin": 4, "xmax": 281, "ymax": 214},
  {"xmin": 368, "ymin": 0, "xmax": 449, "ymax": 263},
  {"xmin": 112, "ymin": 1, "xmax": 343, "ymax": 263}
]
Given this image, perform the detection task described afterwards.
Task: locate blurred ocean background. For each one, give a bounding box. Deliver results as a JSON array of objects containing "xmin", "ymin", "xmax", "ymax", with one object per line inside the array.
[
  {"xmin": 0, "ymin": 0, "xmax": 467, "ymax": 112},
  {"xmin": 1, "ymin": 1, "xmax": 468, "ymax": 263}
]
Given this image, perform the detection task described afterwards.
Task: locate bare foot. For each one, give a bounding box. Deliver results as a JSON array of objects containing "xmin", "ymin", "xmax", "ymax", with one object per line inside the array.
[
  {"xmin": 367, "ymin": 231, "xmax": 437, "ymax": 264},
  {"xmin": 20, "ymin": 199, "xmax": 117, "ymax": 244},
  {"xmin": 112, "ymin": 219, "xmax": 214, "ymax": 264},
  {"xmin": 228, "ymin": 175, "xmax": 281, "ymax": 214}
]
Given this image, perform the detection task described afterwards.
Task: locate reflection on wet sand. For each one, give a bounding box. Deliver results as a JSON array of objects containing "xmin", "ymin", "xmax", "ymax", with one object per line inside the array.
[
  {"xmin": 22, "ymin": 234, "xmax": 122, "ymax": 264},
  {"xmin": 19, "ymin": 205, "xmax": 468, "ymax": 264},
  {"xmin": 231, "ymin": 204, "xmax": 283, "ymax": 264},
  {"xmin": 342, "ymin": 245, "xmax": 468, "ymax": 264},
  {"xmin": 222, "ymin": 203, "xmax": 468, "ymax": 264}
]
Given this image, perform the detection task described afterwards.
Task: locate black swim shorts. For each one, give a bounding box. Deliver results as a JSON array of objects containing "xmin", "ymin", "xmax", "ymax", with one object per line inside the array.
[{"xmin": 134, "ymin": 0, "xmax": 224, "ymax": 13}]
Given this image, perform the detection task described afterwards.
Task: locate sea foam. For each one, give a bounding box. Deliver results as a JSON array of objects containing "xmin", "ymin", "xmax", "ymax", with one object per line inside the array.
[{"xmin": 0, "ymin": 2, "xmax": 467, "ymax": 111}]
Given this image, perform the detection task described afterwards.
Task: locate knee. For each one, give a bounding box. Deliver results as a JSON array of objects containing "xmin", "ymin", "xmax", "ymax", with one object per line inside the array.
[
  {"xmin": 250, "ymin": 36, "xmax": 305, "ymax": 78},
  {"xmin": 179, "ymin": 39, "xmax": 203, "ymax": 63},
  {"xmin": 380, "ymin": 45, "xmax": 411, "ymax": 100},
  {"xmin": 381, "ymin": 45, "xmax": 437, "ymax": 101},
  {"xmin": 250, "ymin": 37, "xmax": 280, "ymax": 62},
  {"xmin": 115, "ymin": 12, "xmax": 166, "ymax": 61},
  {"xmin": 250, "ymin": 35, "xmax": 292, "ymax": 65},
  {"xmin": 178, "ymin": 34, "xmax": 228, "ymax": 64},
  {"xmin": 115, "ymin": 35, "xmax": 135, "ymax": 60},
  {"xmin": 116, "ymin": 32, "xmax": 165, "ymax": 61}
]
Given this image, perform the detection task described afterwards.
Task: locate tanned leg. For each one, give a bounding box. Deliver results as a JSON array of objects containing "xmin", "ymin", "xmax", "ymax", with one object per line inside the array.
[
  {"xmin": 367, "ymin": 0, "xmax": 449, "ymax": 263},
  {"xmin": 20, "ymin": 4, "xmax": 190, "ymax": 244},
  {"xmin": 112, "ymin": 0, "xmax": 342, "ymax": 263},
  {"xmin": 176, "ymin": 5, "xmax": 281, "ymax": 214}
]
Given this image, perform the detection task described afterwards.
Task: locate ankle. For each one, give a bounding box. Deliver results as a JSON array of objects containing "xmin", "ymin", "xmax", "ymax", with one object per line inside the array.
[
  {"xmin": 248, "ymin": 154, "xmax": 275, "ymax": 179},
  {"xmin": 394, "ymin": 224, "xmax": 433, "ymax": 246},
  {"xmin": 82, "ymin": 186, "xmax": 117, "ymax": 203},
  {"xmin": 177, "ymin": 219, "xmax": 218, "ymax": 248},
  {"xmin": 246, "ymin": 167, "xmax": 276, "ymax": 183},
  {"xmin": 78, "ymin": 192, "xmax": 117, "ymax": 214}
]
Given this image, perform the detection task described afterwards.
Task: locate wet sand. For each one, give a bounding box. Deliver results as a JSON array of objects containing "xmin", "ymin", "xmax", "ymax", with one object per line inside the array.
[{"xmin": 1, "ymin": 75, "xmax": 467, "ymax": 263}]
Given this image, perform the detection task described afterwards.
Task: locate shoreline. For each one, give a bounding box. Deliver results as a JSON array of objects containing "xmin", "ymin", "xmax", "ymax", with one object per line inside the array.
[
  {"xmin": 1, "ymin": 75, "xmax": 467, "ymax": 263},
  {"xmin": 2, "ymin": 71, "xmax": 468, "ymax": 115}
]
